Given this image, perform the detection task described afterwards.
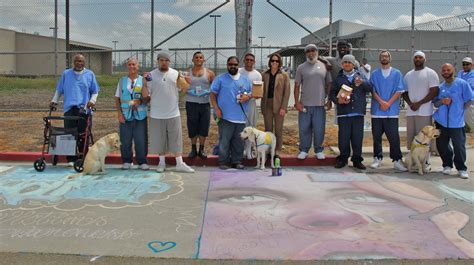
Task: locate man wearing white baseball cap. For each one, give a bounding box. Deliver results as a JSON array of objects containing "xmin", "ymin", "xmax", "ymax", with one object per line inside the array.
[
  {"xmin": 402, "ymin": 51, "xmax": 439, "ymax": 167},
  {"xmin": 457, "ymin": 57, "xmax": 474, "ymax": 131}
]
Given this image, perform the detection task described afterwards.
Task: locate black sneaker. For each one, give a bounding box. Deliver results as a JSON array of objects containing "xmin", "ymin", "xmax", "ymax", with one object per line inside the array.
[
  {"xmin": 232, "ymin": 163, "xmax": 245, "ymax": 170},
  {"xmin": 353, "ymin": 162, "xmax": 367, "ymax": 170},
  {"xmin": 335, "ymin": 160, "xmax": 347, "ymax": 169},
  {"xmin": 188, "ymin": 147, "xmax": 198, "ymax": 159}
]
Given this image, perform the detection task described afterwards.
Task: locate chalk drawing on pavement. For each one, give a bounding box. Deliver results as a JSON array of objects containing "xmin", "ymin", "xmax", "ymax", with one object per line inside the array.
[
  {"xmin": 148, "ymin": 240, "xmax": 177, "ymax": 253},
  {"xmin": 0, "ymin": 166, "xmax": 184, "ymax": 211}
]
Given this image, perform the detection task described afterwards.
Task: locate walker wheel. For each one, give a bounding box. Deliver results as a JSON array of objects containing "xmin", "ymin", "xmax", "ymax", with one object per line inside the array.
[
  {"xmin": 74, "ymin": 159, "xmax": 84, "ymax": 173},
  {"xmin": 34, "ymin": 159, "xmax": 46, "ymax": 172}
]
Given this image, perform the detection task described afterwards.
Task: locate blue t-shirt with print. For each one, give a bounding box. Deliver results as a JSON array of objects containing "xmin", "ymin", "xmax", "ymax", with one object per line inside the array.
[{"xmin": 211, "ymin": 73, "xmax": 252, "ymax": 123}]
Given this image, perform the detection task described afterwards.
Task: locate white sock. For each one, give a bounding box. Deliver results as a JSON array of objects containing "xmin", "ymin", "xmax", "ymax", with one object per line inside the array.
[
  {"xmin": 159, "ymin": 156, "xmax": 166, "ymax": 166},
  {"xmin": 176, "ymin": 156, "xmax": 183, "ymax": 166}
]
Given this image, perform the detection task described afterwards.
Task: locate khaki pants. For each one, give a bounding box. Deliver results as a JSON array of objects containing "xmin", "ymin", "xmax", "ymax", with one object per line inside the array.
[
  {"xmin": 263, "ymin": 99, "xmax": 285, "ymax": 153},
  {"xmin": 406, "ymin": 115, "xmax": 436, "ymax": 152}
]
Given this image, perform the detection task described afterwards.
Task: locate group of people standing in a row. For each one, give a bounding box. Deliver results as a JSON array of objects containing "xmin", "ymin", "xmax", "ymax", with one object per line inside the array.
[{"xmin": 50, "ymin": 40, "xmax": 473, "ymax": 178}]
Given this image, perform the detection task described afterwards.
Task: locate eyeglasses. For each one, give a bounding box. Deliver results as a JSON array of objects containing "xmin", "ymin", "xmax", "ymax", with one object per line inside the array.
[
  {"xmin": 462, "ymin": 63, "xmax": 471, "ymax": 66},
  {"xmin": 270, "ymin": 60, "xmax": 279, "ymax": 63},
  {"xmin": 245, "ymin": 58, "xmax": 255, "ymax": 62}
]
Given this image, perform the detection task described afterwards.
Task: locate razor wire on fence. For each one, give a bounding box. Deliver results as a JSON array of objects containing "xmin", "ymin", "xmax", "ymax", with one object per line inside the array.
[{"xmin": 0, "ymin": 0, "xmax": 472, "ymax": 77}]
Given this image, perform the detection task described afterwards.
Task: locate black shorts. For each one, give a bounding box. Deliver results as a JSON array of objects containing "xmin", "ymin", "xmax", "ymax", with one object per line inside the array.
[{"xmin": 185, "ymin": 101, "xmax": 210, "ymax": 138}]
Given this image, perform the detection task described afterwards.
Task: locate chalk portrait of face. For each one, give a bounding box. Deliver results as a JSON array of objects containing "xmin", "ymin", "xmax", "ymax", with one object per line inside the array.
[{"xmin": 199, "ymin": 170, "xmax": 472, "ymax": 260}]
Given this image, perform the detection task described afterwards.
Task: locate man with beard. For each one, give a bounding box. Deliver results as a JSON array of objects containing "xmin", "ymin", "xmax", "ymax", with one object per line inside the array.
[
  {"xmin": 433, "ymin": 63, "xmax": 472, "ymax": 179},
  {"xmin": 144, "ymin": 50, "xmax": 194, "ymax": 173},
  {"xmin": 369, "ymin": 51, "xmax": 407, "ymax": 171},
  {"xmin": 210, "ymin": 56, "xmax": 252, "ymax": 170},
  {"xmin": 50, "ymin": 54, "xmax": 100, "ymax": 167},
  {"xmin": 184, "ymin": 51, "xmax": 215, "ymax": 159},
  {"xmin": 326, "ymin": 40, "xmax": 360, "ymax": 81},
  {"xmin": 293, "ymin": 44, "xmax": 332, "ymax": 160},
  {"xmin": 402, "ymin": 51, "xmax": 439, "ymax": 166}
]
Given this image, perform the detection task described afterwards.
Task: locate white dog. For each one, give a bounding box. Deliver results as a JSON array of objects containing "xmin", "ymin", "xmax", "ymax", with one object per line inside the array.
[
  {"xmin": 68, "ymin": 132, "xmax": 120, "ymax": 179},
  {"xmin": 240, "ymin": 127, "xmax": 276, "ymax": 169},
  {"xmin": 405, "ymin": 125, "xmax": 440, "ymax": 175}
]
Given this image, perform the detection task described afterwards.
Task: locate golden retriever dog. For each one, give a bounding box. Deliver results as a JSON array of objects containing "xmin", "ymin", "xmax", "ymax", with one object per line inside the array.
[
  {"xmin": 68, "ymin": 133, "xmax": 120, "ymax": 179},
  {"xmin": 405, "ymin": 125, "xmax": 440, "ymax": 175},
  {"xmin": 240, "ymin": 126, "xmax": 276, "ymax": 170}
]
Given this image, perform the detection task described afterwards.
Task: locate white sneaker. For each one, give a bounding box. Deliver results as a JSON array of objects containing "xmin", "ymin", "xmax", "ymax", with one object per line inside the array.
[
  {"xmin": 121, "ymin": 163, "xmax": 132, "ymax": 170},
  {"xmin": 316, "ymin": 152, "xmax": 326, "ymax": 160},
  {"xmin": 459, "ymin": 170, "xmax": 469, "ymax": 179},
  {"xmin": 156, "ymin": 164, "xmax": 166, "ymax": 173},
  {"xmin": 140, "ymin": 164, "xmax": 150, "ymax": 171},
  {"xmin": 67, "ymin": 162, "xmax": 74, "ymax": 167},
  {"xmin": 297, "ymin": 151, "xmax": 308, "ymax": 160},
  {"xmin": 176, "ymin": 162, "xmax": 195, "ymax": 173},
  {"xmin": 370, "ymin": 158, "xmax": 382, "ymax": 169},
  {"xmin": 394, "ymin": 160, "xmax": 408, "ymax": 172},
  {"xmin": 442, "ymin": 167, "xmax": 453, "ymax": 175}
]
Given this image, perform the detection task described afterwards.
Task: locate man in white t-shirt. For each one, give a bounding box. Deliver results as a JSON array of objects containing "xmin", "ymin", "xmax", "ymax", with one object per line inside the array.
[
  {"xmin": 143, "ymin": 50, "xmax": 194, "ymax": 173},
  {"xmin": 360, "ymin": 58, "xmax": 371, "ymax": 80},
  {"xmin": 238, "ymin": 53, "xmax": 262, "ymax": 159},
  {"xmin": 402, "ymin": 51, "xmax": 439, "ymax": 154}
]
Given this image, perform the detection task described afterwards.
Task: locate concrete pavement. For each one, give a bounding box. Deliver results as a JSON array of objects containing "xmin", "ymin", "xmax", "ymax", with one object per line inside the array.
[{"xmin": 0, "ymin": 148, "xmax": 473, "ymax": 264}]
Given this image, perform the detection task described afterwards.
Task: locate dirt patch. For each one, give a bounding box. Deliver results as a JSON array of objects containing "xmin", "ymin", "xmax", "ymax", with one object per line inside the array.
[{"xmin": 1, "ymin": 88, "xmax": 473, "ymax": 155}]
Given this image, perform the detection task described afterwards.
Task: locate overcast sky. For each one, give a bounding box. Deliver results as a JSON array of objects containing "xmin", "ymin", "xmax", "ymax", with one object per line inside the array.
[{"xmin": 1, "ymin": 0, "xmax": 472, "ymax": 64}]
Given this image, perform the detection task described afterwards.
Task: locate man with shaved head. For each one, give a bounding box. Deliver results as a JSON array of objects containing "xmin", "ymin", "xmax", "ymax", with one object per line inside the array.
[
  {"xmin": 50, "ymin": 53, "xmax": 100, "ymax": 167},
  {"xmin": 433, "ymin": 63, "xmax": 473, "ymax": 179}
]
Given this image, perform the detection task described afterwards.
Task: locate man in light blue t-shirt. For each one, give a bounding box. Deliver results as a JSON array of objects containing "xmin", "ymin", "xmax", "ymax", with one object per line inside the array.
[
  {"xmin": 433, "ymin": 63, "xmax": 473, "ymax": 179},
  {"xmin": 457, "ymin": 57, "xmax": 473, "ymax": 131},
  {"xmin": 369, "ymin": 51, "xmax": 407, "ymax": 172},
  {"xmin": 210, "ymin": 56, "xmax": 252, "ymax": 170},
  {"xmin": 50, "ymin": 54, "xmax": 100, "ymax": 166}
]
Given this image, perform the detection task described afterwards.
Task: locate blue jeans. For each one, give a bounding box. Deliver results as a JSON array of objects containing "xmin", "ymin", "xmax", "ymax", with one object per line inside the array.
[
  {"xmin": 218, "ymin": 119, "xmax": 245, "ymax": 165},
  {"xmin": 119, "ymin": 118, "xmax": 148, "ymax": 165},
  {"xmin": 298, "ymin": 106, "xmax": 326, "ymax": 153}
]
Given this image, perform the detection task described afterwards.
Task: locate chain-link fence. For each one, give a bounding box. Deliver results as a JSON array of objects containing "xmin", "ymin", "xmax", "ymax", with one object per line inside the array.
[{"xmin": 0, "ymin": 0, "xmax": 472, "ymax": 77}]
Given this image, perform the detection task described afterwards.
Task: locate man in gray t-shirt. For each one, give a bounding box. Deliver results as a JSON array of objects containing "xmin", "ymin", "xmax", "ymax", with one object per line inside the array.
[{"xmin": 294, "ymin": 44, "xmax": 332, "ymax": 160}]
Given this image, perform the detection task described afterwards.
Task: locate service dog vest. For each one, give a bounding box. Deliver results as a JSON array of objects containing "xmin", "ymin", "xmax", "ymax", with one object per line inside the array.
[
  {"xmin": 256, "ymin": 132, "xmax": 273, "ymax": 147},
  {"xmin": 120, "ymin": 76, "xmax": 147, "ymax": 121}
]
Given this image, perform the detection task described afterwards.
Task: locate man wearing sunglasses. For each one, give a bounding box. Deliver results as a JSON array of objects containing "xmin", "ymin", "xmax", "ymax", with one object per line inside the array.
[
  {"xmin": 457, "ymin": 57, "xmax": 473, "ymax": 131},
  {"xmin": 210, "ymin": 56, "xmax": 252, "ymax": 170}
]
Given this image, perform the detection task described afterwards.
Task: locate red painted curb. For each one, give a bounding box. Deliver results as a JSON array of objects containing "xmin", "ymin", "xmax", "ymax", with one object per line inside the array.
[{"xmin": 0, "ymin": 152, "xmax": 336, "ymax": 167}]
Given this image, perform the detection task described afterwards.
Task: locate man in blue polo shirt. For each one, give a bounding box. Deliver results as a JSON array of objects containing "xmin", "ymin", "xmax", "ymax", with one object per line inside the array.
[
  {"xmin": 457, "ymin": 57, "xmax": 473, "ymax": 131},
  {"xmin": 50, "ymin": 54, "xmax": 100, "ymax": 166},
  {"xmin": 433, "ymin": 63, "xmax": 473, "ymax": 179},
  {"xmin": 210, "ymin": 56, "xmax": 252, "ymax": 170},
  {"xmin": 369, "ymin": 51, "xmax": 407, "ymax": 171}
]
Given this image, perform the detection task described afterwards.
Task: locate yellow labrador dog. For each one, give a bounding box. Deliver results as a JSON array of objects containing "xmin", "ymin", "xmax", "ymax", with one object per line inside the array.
[
  {"xmin": 405, "ymin": 125, "xmax": 440, "ymax": 175},
  {"xmin": 240, "ymin": 127, "xmax": 276, "ymax": 170},
  {"xmin": 68, "ymin": 132, "xmax": 120, "ymax": 179}
]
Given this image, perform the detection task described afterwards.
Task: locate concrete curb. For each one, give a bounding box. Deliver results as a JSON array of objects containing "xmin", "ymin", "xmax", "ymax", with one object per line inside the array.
[{"xmin": 0, "ymin": 152, "xmax": 337, "ymax": 167}]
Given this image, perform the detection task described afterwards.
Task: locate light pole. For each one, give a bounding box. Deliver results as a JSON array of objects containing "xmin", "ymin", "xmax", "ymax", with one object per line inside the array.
[
  {"xmin": 258, "ymin": 36, "xmax": 266, "ymax": 70},
  {"xmin": 112, "ymin": 40, "xmax": 118, "ymax": 72},
  {"xmin": 210, "ymin": 14, "xmax": 221, "ymax": 73}
]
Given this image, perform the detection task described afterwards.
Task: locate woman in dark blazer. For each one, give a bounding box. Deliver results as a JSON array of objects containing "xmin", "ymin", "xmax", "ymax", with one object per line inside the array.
[{"xmin": 261, "ymin": 53, "xmax": 291, "ymax": 155}]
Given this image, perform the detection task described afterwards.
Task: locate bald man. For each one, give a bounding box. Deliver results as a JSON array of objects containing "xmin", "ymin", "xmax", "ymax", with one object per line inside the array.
[
  {"xmin": 433, "ymin": 63, "xmax": 473, "ymax": 179},
  {"xmin": 50, "ymin": 54, "xmax": 100, "ymax": 166}
]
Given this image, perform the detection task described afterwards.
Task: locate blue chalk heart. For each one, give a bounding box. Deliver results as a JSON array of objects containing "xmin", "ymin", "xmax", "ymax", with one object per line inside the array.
[{"xmin": 147, "ymin": 241, "xmax": 176, "ymax": 253}]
